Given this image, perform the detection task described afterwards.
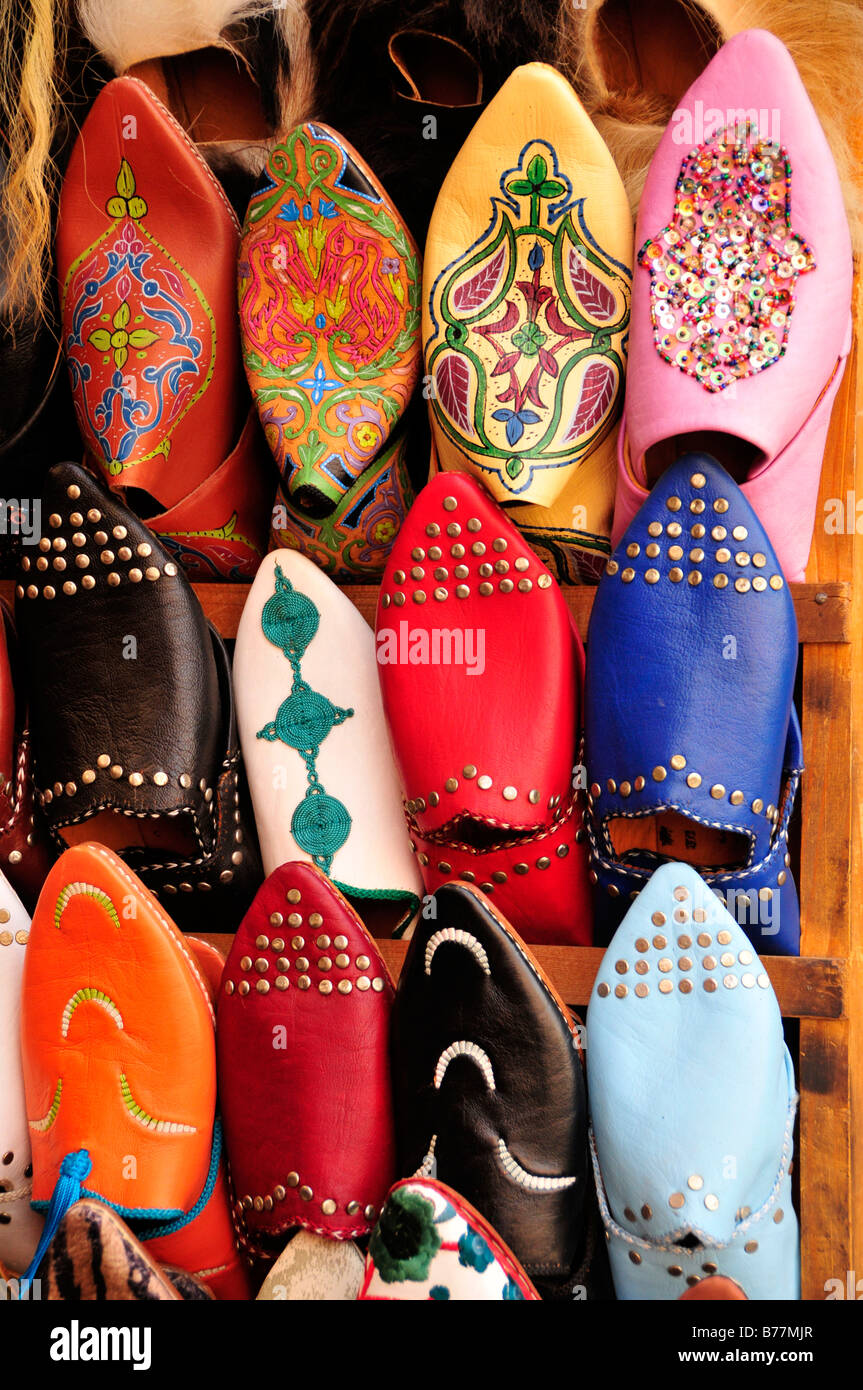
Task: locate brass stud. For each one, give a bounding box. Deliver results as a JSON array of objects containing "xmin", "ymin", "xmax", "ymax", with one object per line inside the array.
[
  {"xmin": 744, "ymin": 1241, "xmax": 758, "ymax": 1254},
  {"xmin": 752, "ymin": 553, "xmax": 766, "ymax": 568},
  {"xmin": 614, "ymin": 984, "xmax": 628, "ymax": 998},
  {"xmin": 537, "ymin": 575, "xmax": 552, "ymax": 589},
  {"xmin": 668, "ymin": 1193, "xmax": 685, "ymax": 1210},
  {"xmin": 648, "ymin": 521, "xmax": 663, "ymax": 537},
  {"xmin": 644, "ymin": 568, "xmax": 660, "ymax": 584},
  {"xmin": 769, "ymin": 575, "xmax": 784, "ymax": 590},
  {"xmin": 713, "ymin": 573, "xmax": 728, "ymax": 589},
  {"xmin": 713, "ymin": 498, "xmax": 729, "ymax": 513},
  {"xmin": 626, "ymin": 543, "xmax": 640, "ymax": 559},
  {"xmin": 597, "ymin": 983, "xmax": 610, "ymax": 998},
  {"xmin": 688, "ymin": 571, "xmax": 702, "ymax": 586},
  {"xmin": 659, "ymin": 980, "xmax": 673, "ymax": 994},
  {"xmin": 652, "ymin": 766, "xmax": 667, "ymax": 782},
  {"xmin": 621, "ymin": 567, "xmax": 635, "ymax": 583},
  {"xmin": 629, "ymin": 1250, "xmax": 642, "ymax": 1265},
  {"xmin": 446, "ymin": 523, "xmax": 461, "ymax": 538},
  {"xmin": 666, "ymin": 496, "xmax": 681, "ymax": 512},
  {"xmin": 499, "ymin": 578, "xmax": 514, "ymax": 593},
  {"xmin": 690, "ymin": 498, "xmax": 705, "ymax": 514},
  {"xmin": 635, "ymin": 938, "xmax": 650, "ymax": 953},
  {"xmin": 667, "ymin": 522, "xmax": 682, "ymax": 537},
  {"xmin": 606, "ymin": 560, "xmax": 619, "ymax": 576},
  {"xmin": 710, "ymin": 784, "xmax": 725, "ymax": 799}
]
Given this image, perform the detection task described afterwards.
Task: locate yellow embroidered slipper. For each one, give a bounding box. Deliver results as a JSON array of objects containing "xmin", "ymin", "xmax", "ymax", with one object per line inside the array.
[{"xmin": 423, "ymin": 62, "xmax": 632, "ymax": 582}]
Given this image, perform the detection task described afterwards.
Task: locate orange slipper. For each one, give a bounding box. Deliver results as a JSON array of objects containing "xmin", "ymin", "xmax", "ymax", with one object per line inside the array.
[{"xmin": 20, "ymin": 843, "xmax": 250, "ymax": 1298}]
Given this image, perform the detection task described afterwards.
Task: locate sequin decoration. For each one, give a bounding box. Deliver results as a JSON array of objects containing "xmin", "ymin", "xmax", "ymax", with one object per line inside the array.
[{"xmin": 638, "ymin": 125, "xmax": 815, "ymax": 393}]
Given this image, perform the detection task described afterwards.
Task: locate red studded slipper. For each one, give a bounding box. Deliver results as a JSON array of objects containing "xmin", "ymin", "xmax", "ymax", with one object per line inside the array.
[
  {"xmin": 376, "ymin": 472, "xmax": 592, "ymax": 945},
  {"xmin": 217, "ymin": 862, "xmax": 396, "ymax": 1250}
]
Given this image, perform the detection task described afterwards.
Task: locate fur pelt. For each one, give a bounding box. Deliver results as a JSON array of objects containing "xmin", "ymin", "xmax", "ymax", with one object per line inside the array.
[
  {"xmin": 557, "ymin": 0, "xmax": 863, "ymax": 248},
  {"xmin": 77, "ymin": 0, "xmax": 274, "ymax": 72},
  {"xmin": 303, "ymin": 0, "xmax": 565, "ymax": 243},
  {"xmin": 77, "ymin": 0, "xmax": 316, "ymax": 132}
]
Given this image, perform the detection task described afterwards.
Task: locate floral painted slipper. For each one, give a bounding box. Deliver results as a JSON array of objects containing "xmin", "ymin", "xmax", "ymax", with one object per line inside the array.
[
  {"xmin": 234, "ymin": 549, "xmax": 422, "ymax": 936},
  {"xmin": 55, "ymin": 75, "xmax": 271, "ymax": 580},
  {"xmin": 0, "ymin": 869, "xmax": 43, "ymax": 1273},
  {"xmin": 377, "ymin": 472, "xmax": 592, "ymax": 946},
  {"xmin": 588, "ymin": 862, "xmax": 799, "ymax": 1300},
  {"xmin": 358, "ymin": 1178, "xmax": 540, "ymax": 1300},
  {"xmin": 256, "ymin": 1230, "xmax": 365, "ymax": 1301},
  {"xmin": 20, "ymin": 843, "xmax": 250, "ymax": 1299},
  {"xmin": 423, "ymin": 62, "xmax": 632, "ymax": 580},
  {"xmin": 391, "ymin": 881, "xmax": 591, "ymax": 1291},
  {"xmin": 239, "ymin": 122, "xmax": 421, "ymax": 574},
  {"xmin": 218, "ymin": 863, "xmax": 396, "ymax": 1250}
]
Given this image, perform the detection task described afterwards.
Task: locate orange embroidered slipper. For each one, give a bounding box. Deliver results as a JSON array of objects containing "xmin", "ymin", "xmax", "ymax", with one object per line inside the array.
[
  {"xmin": 20, "ymin": 844, "xmax": 250, "ymax": 1299},
  {"xmin": 239, "ymin": 122, "xmax": 421, "ymax": 574},
  {"xmin": 56, "ymin": 75, "xmax": 272, "ymax": 581}
]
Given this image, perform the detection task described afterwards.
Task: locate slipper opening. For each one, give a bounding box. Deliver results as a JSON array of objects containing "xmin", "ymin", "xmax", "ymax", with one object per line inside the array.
[{"xmin": 607, "ymin": 811, "xmax": 750, "ymax": 869}]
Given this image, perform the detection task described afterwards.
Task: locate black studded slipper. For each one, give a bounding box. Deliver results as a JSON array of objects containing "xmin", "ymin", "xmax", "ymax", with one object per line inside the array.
[{"xmin": 15, "ymin": 463, "xmax": 260, "ymax": 929}]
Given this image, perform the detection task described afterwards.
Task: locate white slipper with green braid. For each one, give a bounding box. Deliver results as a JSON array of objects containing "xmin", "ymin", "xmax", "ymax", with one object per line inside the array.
[{"xmin": 234, "ymin": 551, "xmax": 423, "ymax": 936}]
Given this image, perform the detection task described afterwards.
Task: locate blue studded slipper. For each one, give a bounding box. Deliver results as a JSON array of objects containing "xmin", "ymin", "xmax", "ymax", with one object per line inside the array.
[
  {"xmin": 584, "ymin": 452, "xmax": 802, "ymax": 954},
  {"xmin": 588, "ymin": 861, "xmax": 799, "ymax": 1301}
]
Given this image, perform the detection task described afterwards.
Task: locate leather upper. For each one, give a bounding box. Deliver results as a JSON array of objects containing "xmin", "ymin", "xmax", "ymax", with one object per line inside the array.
[
  {"xmin": 56, "ymin": 76, "xmax": 244, "ymax": 511},
  {"xmin": 377, "ymin": 471, "xmax": 592, "ymax": 945},
  {"xmin": 585, "ymin": 453, "xmax": 801, "ymax": 954},
  {"xmin": 234, "ymin": 549, "xmax": 422, "ymax": 927},
  {"xmin": 239, "ymin": 122, "xmax": 421, "ymax": 517},
  {"xmin": 17, "ymin": 463, "xmax": 260, "ymax": 929},
  {"xmin": 423, "ymin": 62, "xmax": 631, "ymax": 514},
  {"xmin": 359, "ymin": 1177, "xmax": 540, "ymax": 1300},
  {"xmin": 218, "ymin": 862, "xmax": 396, "ymax": 1243},
  {"xmin": 391, "ymin": 882, "xmax": 588, "ymax": 1280},
  {"xmin": 23, "ymin": 844, "xmax": 216, "ymax": 1214},
  {"xmin": 0, "ymin": 603, "xmax": 54, "ymax": 906},
  {"xmin": 587, "ymin": 861, "xmax": 800, "ymax": 1300},
  {"xmin": 625, "ymin": 29, "xmax": 852, "ymax": 478}
]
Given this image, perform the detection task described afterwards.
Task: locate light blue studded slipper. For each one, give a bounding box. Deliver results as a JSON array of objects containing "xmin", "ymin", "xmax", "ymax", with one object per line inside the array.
[{"xmin": 587, "ymin": 860, "xmax": 799, "ymax": 1300}]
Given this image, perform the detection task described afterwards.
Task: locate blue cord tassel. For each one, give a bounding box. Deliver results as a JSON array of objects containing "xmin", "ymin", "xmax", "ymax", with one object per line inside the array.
[{"xmin": 19, "ymin": 1149, "xmax": 92, "ymax": 1295}]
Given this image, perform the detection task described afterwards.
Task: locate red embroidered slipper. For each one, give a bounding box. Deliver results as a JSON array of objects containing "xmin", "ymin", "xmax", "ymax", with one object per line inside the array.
[
  {"xmin": 55, "ymin": 75, "xmax": 272, "ymax": 581},
  {"xmin": 217, "ymin": 862, "xmax": 396, "ymax": 1250},
  {"xmin": 376, "ymin": 472, "xmax": 592, "ymax": 945}
]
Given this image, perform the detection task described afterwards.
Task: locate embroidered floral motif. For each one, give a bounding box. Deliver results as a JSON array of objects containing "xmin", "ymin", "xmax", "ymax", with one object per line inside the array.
[
  {"xmin": 458, "ymin": 1226, "xmax": 494, "ymax": 1272},
  {"xmin": 638, "ymin": 125, "xmax": 815, "ymax": 392},
  {"xmin": 426, "ymin": 141, "xmax": 630, "ymax": 496},
  {"xmin": 61, "ymin": 159, "xmax": 216, "ymax": 475},
  {"xmin": 240, "ymin": 125, "xmax": 420, "ymax": 508}
]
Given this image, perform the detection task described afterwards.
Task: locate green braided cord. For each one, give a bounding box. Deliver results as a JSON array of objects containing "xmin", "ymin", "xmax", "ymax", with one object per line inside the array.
[
  {"xmin": 333, "ymin": 880, "xmax": 421, "ymax": 940},
  {"xmin": 257, "ymin": 564, "xmax": 354, "ymax": 872}
]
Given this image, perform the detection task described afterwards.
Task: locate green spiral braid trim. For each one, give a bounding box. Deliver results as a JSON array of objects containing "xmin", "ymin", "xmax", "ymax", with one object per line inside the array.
[
  {"xmin": 257, "ymin": 564, "xmax": 354, "ymax": 873},
  {"xmin": 29, "ymin": 1078, "xmax": 63, "ymax": 1133},
  {"xmin": 119, "ymin": 1074, "xmax": 197, "ymax": 1135},
  {"xmin": 54, "ymin": 882, "xmax": 121, "ymax": 932}
]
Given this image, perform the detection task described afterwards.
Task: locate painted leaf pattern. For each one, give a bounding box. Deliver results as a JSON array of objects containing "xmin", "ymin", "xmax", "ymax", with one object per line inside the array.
[
  {"xmin": 563, "ymin": 361, "xmax": 615, "ymax": 442},
  {"xmin": 567, "ymin": 249, "xmax": 617, "ymax": 322},
  {"xmin": 452, "ymin": 244, "xmax": 508, "ymax": 316},
  {"xmin": 436, "ymin": 354, "xmax": 473, "ymax": 435}
]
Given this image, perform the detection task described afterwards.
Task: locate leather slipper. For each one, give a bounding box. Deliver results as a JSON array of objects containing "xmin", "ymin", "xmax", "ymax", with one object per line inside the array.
[
  {"xmin": 585, "ymin": 453, "xmax": 801, "ymax": 954},
  {"xmin": 358, "ymin": 1178, "xmax": 540, "ymax": 1300},
  {"xmin": 391, "ymin": 881, "xmax": 591, "ymax": 1290},
  {"xmin": 234, "ymin": 549, "xmax": 421, "ymax": 936},
  {"xmin": 56, "ymin": 75, "xmax": 271, "ymax": 580},
  {"xmin": 0, "ymin": 869, "xmax": 43, "ymax": 1273},
  {"xmin": 612, "ymin": 29, "xmax": 854, "ymax": 582},
  {"xmin": 377, "ymin": 471, "xmax": 592, "ymax": 945},
  {"xmin": 256, "ymin": 1230, "xmax": 365, "ymax": 1301},
  {"xmin": 17, "ymin": 462, "xmax": 261, "ymax": 931},
  {"xmin": 239, "ymin": 120, "xmax": 421, "ymax": 558},
  {"xmin": 20, "ymin": 843, "xmax": 250, "ymax": 1298},
  {"xmin": 218, "ymin": 862, "xmax": 396, "ymax": 1248},
  {"xmin": 423, "ymin": 62, "xmax": 632, "ymax": 578},
  {"xmin": 588, "ymin": 861, "xmax": 799, "ymax": 1300}
]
